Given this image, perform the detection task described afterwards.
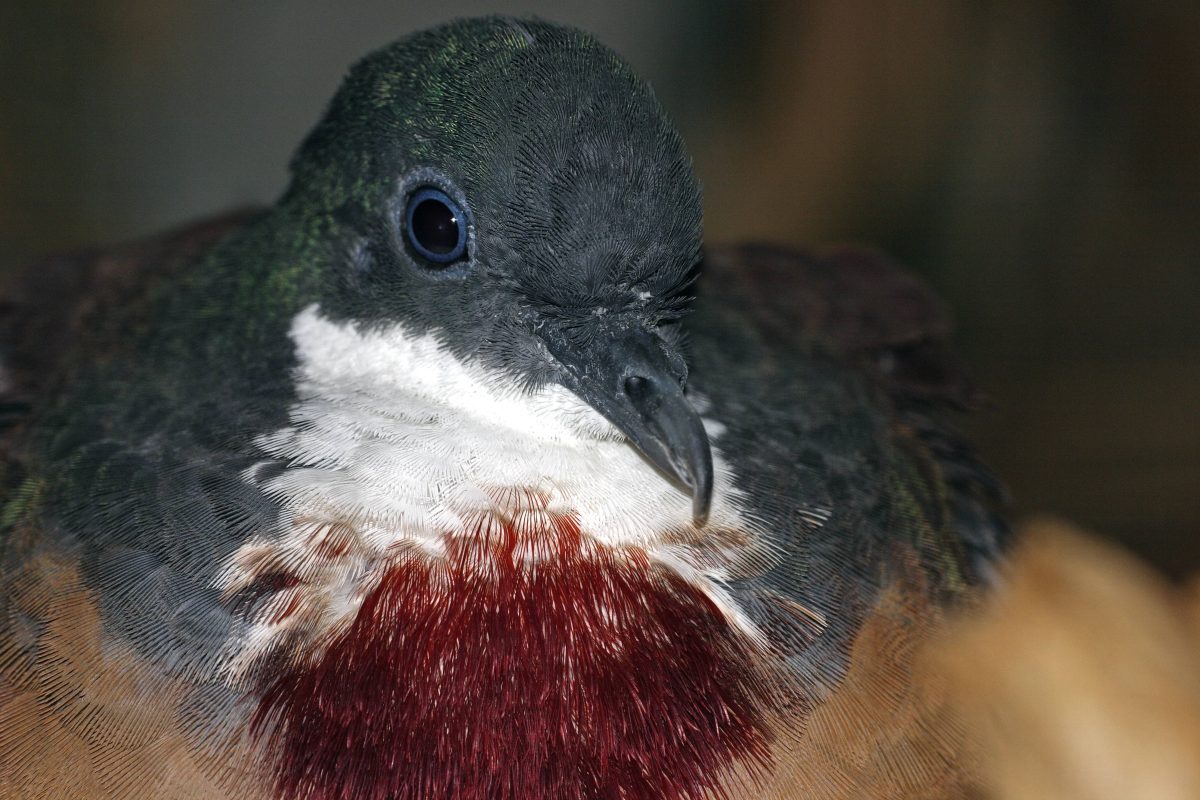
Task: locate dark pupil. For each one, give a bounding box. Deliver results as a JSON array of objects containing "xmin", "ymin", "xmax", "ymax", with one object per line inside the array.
[{"xmin": 411, "ymin": 199, "xmax": 458, "ymax": 255}]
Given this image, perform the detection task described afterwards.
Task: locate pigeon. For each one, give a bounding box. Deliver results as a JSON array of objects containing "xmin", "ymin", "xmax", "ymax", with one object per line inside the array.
[{"xmin": 0, "ymin": 16, "xmax": 1006, "ymax": 800}]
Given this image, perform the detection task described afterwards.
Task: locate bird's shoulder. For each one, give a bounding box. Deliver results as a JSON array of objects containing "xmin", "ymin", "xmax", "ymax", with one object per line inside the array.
[
  {"xmin": 0, "ymin": 209, "xmax": 264, "ymax": 534},
  {"xmin": 0, "ymin": 213, "xmax": 272, "ymax": 799},
  {"xmin": 0, "ymin": 209, "xmax": 261, "ymax": 414},
  {"xmin": 696, "ymin": 241, "xmax": 1007, "ymax": 569},
  {"xmin": 690, "ymin": 242, "xmax": 1008, "ymax": 654},
  {"xmin": 695, "ymin": 243, "xmax": 978, "ymax": 405},
  {"xmin": 686, "ymin": 244, "xmax": 1003, "ymax": 797}
]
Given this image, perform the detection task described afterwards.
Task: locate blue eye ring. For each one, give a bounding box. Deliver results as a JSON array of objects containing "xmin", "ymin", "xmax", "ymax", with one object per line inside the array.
[{"xmin": 404, "ymin": 186, "xmax": 468, "ymax": 265}]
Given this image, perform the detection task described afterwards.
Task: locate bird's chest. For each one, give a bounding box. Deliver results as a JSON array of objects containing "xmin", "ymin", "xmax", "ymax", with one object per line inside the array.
[
  {"xmin": 220, "ymin": 310, "xmax": 774, "ymax": 797},
  {"xmin": 250, "ymin": 510, "xmax": 771, "ymax": 800}
]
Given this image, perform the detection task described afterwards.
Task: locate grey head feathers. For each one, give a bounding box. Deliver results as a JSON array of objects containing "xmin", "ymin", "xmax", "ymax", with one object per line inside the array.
[{"xmin": 292, "ymin": 17, "xmax": 703, "ymax": 389}]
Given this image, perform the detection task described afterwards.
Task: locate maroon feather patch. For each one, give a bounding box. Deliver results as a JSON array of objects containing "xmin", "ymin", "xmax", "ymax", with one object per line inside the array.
[{"xmin": 252, "ymin": 492, "xmax": 772, "ymax": 800}]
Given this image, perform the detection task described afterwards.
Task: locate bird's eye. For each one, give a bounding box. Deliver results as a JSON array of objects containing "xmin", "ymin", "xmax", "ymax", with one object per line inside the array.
[{"xmin": 404, "ymin": 187, "xmax": 467, "ymax": 265}]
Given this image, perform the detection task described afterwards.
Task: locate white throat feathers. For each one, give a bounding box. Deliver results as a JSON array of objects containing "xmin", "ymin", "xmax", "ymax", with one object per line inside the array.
[{"xmin": 217, "ymin": 304, "xmax": 765, "ymax": 678}]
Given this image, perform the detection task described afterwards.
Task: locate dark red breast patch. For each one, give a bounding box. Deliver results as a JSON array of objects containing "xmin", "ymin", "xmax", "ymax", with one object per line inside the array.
[{"xmin": 252, "ymin": 497, "xmax": 773, "ymax": 800}]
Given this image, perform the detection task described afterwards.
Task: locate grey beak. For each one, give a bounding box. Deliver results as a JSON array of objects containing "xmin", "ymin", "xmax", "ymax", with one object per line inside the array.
[{"xmin": 543, "ymin": 325, "xmax": 713, "ymax": 525}]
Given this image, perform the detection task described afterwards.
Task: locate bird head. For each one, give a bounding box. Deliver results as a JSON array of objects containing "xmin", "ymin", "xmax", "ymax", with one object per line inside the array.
[{"xmin": 275, "ymin": 17, "xmax": 712, "ymax": 521}]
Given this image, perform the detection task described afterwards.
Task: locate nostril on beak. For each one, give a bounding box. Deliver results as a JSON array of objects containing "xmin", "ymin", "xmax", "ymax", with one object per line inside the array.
[
  {"xmin": 623, "ymin": 374, "xmax": 652, "ymax": 402},
  {"xmin": 624, "ymin": 374, "xmax": 666, "ymax": 416}
]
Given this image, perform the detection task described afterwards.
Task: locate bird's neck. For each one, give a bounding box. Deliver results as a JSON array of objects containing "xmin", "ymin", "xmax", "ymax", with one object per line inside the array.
[
  {"xmin": 233, "ymin": 303, "xmax": 756, "ymax": 597},
  {"xmin": 251, "ymin": 503, "xmax": 773, "ymax": 800},
  {"xmin": 220, "ymin": 304, "xmax": 778, "ymax": 797}
]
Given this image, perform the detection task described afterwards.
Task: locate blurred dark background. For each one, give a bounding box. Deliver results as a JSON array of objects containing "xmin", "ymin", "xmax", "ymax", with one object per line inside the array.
[{"xmin": 2, "ymin": 2, "xmax": 1197, "ymax": 572}]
